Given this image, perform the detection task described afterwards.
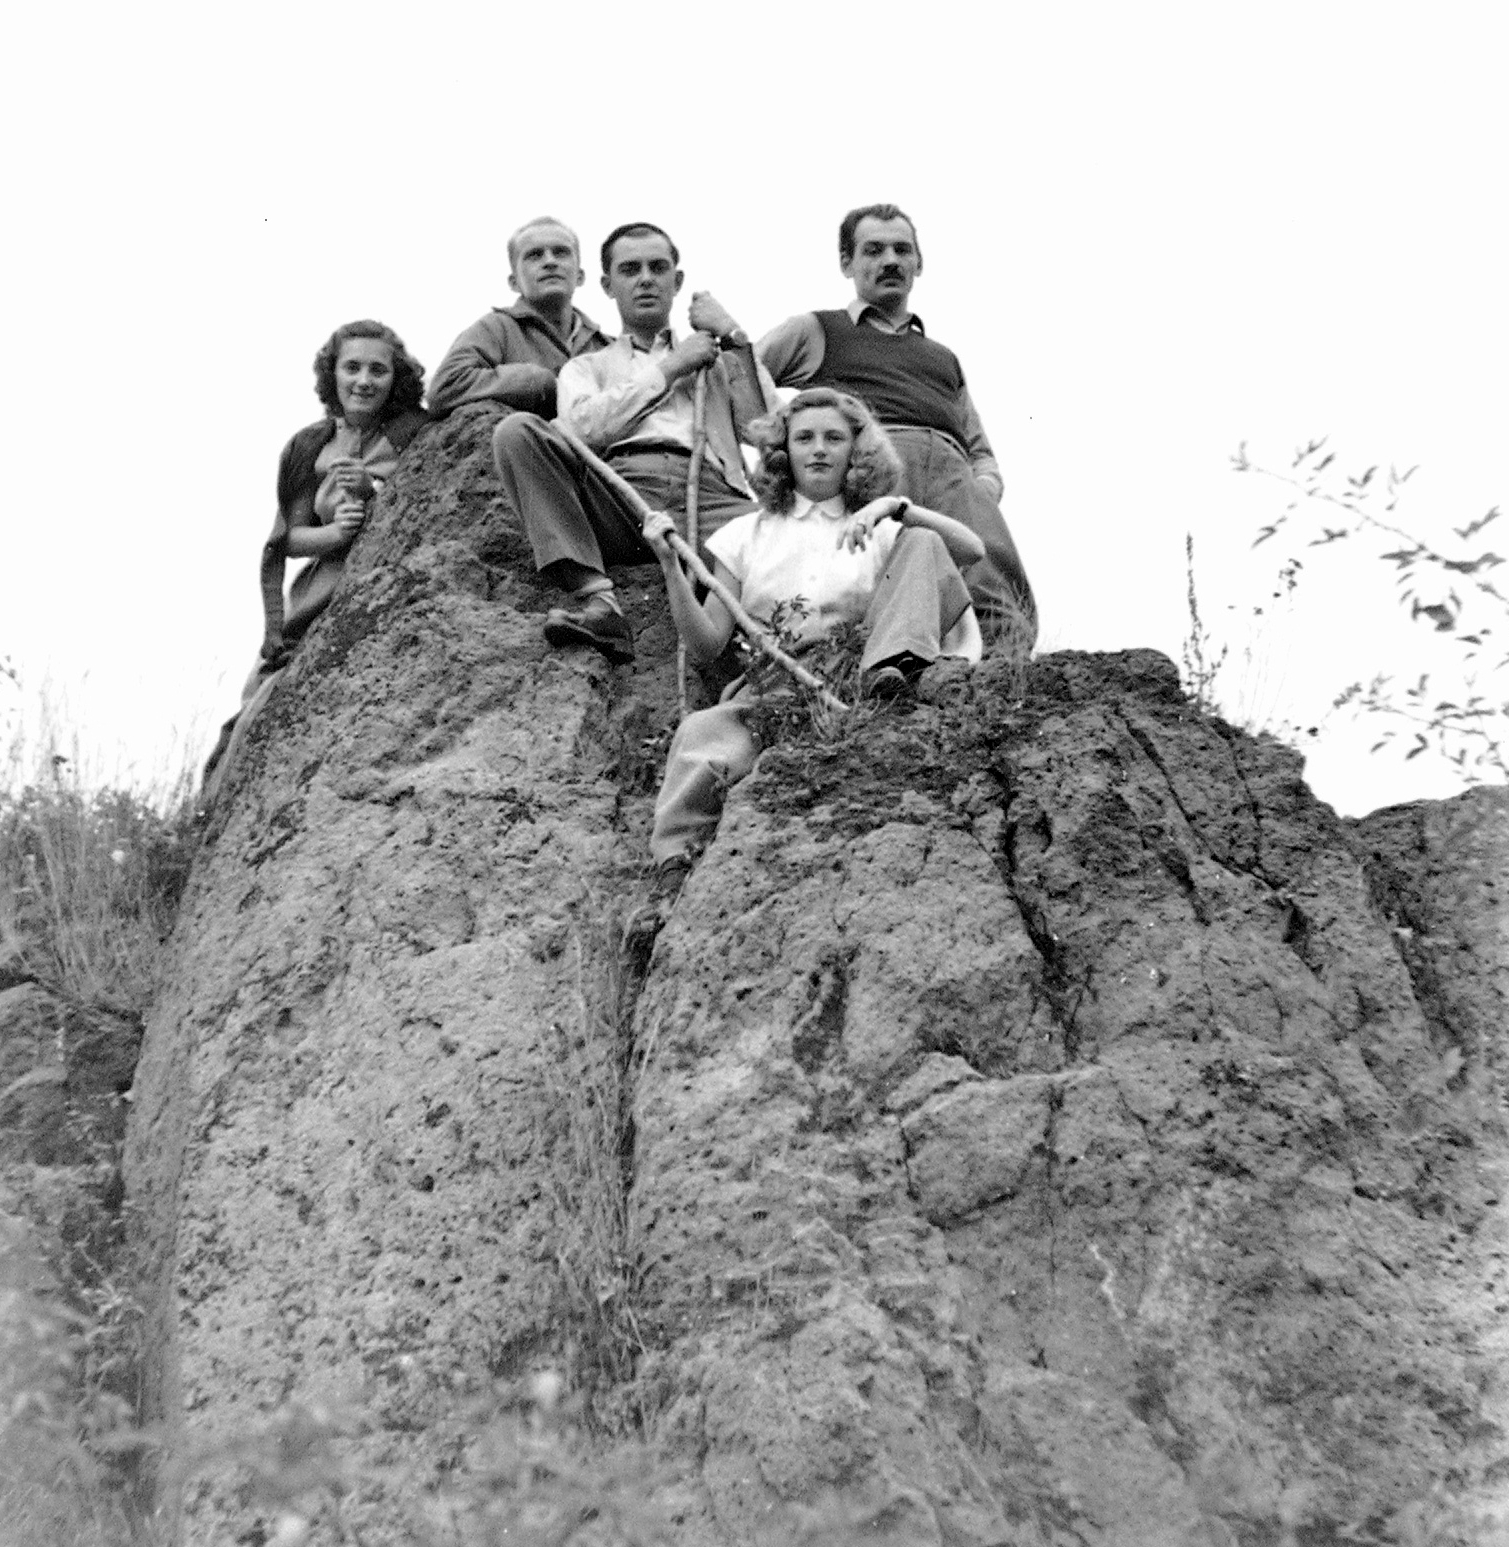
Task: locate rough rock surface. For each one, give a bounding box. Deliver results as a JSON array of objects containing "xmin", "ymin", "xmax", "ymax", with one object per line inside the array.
[
  {"xmin": 125, "ymin": 411, "xmax": 1509, "ymax": 1545},
  {"xmin": 632, "ymin": 657, "xmax": 1509, "ymax": 1544},
  {"xmin": 125, "ymin": 405, "xmax": 688, "ymax": 1542}
]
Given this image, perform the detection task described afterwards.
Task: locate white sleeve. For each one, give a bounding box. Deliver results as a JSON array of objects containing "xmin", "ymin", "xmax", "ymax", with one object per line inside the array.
[
  {"xmin": 706, "ymin": 511, "xmax": 757, "ymax": 582},
  {"xmin": 557, "ymin": 352, "xmax": 669, "ymax": 449}
]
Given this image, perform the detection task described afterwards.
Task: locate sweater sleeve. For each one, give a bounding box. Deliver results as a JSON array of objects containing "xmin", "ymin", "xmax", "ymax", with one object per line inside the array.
[
  {"xmin": 957, "ymin": 381, "xmax": 1003, "ymax": 500},
  {"xmin": 427, "ymin": 313, "xmax": 558, "ymax": 419},
  {"xmin": 755, "ymin": 313, "xmax": 826, "ymax": 388}
]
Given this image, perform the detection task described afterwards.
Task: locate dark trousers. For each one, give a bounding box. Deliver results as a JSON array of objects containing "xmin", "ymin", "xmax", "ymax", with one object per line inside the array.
[
  {"xmin": 887, "ymin": 425, "xmax": 1036, "ymax": 639},
  {"xmin": 491, "ymin": 414, "xmax": 756, "ymax": 585}
]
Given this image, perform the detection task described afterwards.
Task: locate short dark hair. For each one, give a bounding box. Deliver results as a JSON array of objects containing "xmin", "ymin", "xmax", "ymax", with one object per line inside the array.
[
  {"xmin": 838, "ymin": 203, "xmax": 920, "ymax": 264},
  {"xmin": 312, "ymin": 320, "xmax": 426, "ymax": 420},
  {"xmin": 599, "ymin": 221, "xmax": 679, "ymax": 275}
]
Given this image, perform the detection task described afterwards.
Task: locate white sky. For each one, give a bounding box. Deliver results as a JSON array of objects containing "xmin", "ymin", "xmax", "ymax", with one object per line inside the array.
[{"xmin": 3, "ymin": 1, "xmax": 1506, "ymax": 815}]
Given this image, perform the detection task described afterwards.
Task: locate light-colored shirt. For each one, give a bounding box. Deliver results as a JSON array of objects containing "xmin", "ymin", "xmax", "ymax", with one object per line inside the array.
[
  {"xmin": 706, "ymin": 496, "xmax": 899, "ymax": 644},
  {"xmin": 557, "ymin": 331, "xmax": 778, "ymax": 495},
  {"xmin": 756, "ymin": 298, "xmax": 1003, "ymax": 499}
]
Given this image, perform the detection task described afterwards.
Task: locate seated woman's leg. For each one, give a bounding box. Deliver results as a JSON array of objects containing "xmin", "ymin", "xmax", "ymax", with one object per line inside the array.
[
  {"xmin": 860, "ymin": 527, "xmax": 976, "ymax": 673},
  {"xmin": 650, "ymin": 699, "xmax": 761, "ymax": 865}
]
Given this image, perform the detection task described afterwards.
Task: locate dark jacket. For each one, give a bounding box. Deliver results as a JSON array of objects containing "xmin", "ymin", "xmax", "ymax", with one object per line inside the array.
[{"xmin": 257, "ymin": 409, "xmax": 427, "ymax": 667}]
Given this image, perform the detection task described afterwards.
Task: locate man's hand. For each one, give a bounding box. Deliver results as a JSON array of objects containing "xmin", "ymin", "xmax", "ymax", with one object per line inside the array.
[
  {"xmin": 659, "ymin": 330, "xmax": 719, "ymax": 386},
  {"xmin": 688, "ymin": 291, "xmax": 740, "ymax": 340},
  {"xmin": 642, "ymin": 509, "xmax": 679, "ymax": 562},
  {"xmin": 499, "ymin": 361, "xmax": 559, "ymax": 414}
]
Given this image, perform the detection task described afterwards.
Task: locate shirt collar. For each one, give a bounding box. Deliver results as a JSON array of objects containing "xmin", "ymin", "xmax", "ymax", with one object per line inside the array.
[
  {"xmin": 790, "ymin": 493, "xmax": 849, "ymax": 522},
  {"xmin": 626, "ymin": 327, "xmax": 675, "ymax": 354},
  {"xmin": 847, "ymin": 296, "xmax": 925, "ymax": 335},
  {"xmin": 505, "ymin": 296, "xmax": 605, "ymax": 343}
]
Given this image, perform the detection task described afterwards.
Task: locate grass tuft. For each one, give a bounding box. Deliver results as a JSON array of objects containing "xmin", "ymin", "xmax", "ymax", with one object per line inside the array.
[{"xmin": 540, "ymin": 897, "xmax": 657, "ymax": 1435}]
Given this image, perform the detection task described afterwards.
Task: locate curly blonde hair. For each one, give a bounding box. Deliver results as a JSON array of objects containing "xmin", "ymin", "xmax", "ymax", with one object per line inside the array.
[{"xmin": 749, "ymin": 388, "xmax": 903, "ymax": 514}]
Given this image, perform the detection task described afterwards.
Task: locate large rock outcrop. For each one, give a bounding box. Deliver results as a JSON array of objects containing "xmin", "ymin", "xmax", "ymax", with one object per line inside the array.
[{"xmin": 125, "ymin": 410, "xmax": 1509, "ymax": 1545}]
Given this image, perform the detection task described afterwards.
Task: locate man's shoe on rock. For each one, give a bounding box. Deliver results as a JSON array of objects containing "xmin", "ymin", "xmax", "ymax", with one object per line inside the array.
[{"xmin": 543, "ymin": 591, "xmax": 635, "ymax": 663}]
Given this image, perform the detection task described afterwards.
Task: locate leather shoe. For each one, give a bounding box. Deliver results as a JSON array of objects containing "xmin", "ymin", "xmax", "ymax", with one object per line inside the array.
[
  {"xmin": 862, "ymin": 652, "xmax": 928, "ymax": 700},
  {"xmin": 862, "ymin": 665, "xmax": 911, "ymax": 700},
  {"xmin": 543, "ymin": 593, "xmax": 635, "ymax": 663}
]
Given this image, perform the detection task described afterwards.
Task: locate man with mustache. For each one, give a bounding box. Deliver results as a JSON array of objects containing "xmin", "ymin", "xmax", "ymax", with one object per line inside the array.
[
  {"xmin": 491, "ymin": 220, "xmax": 775, "ymax": 663},
  {"xmin": 428, "ymin": 215, "xmax": 612, "ymax": 420},
  {"xmin": 758, "ymin": 203, "xmax": 1036, "ymax": 637}
]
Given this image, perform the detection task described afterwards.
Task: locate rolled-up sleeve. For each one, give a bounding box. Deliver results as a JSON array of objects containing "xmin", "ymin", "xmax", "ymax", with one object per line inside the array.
[
  {"xmin": 755, "ymin": 313, "xmax": 825, "ymax": 388},
  {"xmin": 958, "ymin": 383, "xmax": 1003, "ymax": 500}
]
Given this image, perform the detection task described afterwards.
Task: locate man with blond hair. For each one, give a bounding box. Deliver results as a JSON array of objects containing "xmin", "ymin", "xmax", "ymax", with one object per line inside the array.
[
  {"xmin": 759, "ymin": 203, "xmax": 1035, "ymax": 636},
  {"xmin": 491, "ymin": 220, "xmax": 775, "ymax": 663},
  {"xmin": 428, "ymin": 216, "xmax": 612, "ymax": 419}
]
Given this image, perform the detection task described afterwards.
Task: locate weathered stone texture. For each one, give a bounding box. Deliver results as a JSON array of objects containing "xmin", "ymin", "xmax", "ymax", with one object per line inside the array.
[
  {"xmin": 125, "ymin": 408, "xmax": 1509, "ymax": 1545},
  {"xmin": 631, "ymin": 653, "xmax": 1509, "ymax": 1544},
  {"xmin": 125, "ymin": 407, "xmax": 687, "ymax": 1543}
]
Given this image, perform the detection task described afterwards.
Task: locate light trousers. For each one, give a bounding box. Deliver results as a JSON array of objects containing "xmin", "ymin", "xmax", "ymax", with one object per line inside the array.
[{"xmin": 650, "ymin": 527, "xmax": 973, "ymax": 863}]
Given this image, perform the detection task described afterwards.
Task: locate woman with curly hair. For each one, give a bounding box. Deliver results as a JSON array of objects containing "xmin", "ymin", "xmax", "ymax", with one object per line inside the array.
[
  {"xmin": 642, "ymin": 386, "xmax": 985, "ymax": 882},
  {"xmin": 202, "ymin": 320, "xmax": 428, "ymax": 803}
]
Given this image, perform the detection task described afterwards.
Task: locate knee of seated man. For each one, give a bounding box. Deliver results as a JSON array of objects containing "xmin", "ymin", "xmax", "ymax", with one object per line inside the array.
[{"xmin": 491, "ymin": 410, "xmax": 552, "ymax": 464}]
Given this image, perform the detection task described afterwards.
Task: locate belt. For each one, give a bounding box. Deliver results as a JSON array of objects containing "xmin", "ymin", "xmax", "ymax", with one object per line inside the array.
[
  {"xmin": 882, "ymin": 422, "xmax": 971, "ymax": 459},
  {"xmin": 607, "ymin": 441, "xmax": 692, "ymax": 460}
]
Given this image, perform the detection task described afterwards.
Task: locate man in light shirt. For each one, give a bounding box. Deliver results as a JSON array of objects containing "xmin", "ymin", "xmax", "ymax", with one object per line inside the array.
[
  {"xmin": 758, "ymin": 203, "xmax": 1036, "ymax": 638},
  {"xmin": 492, "ymin": 221, "xmax": 776, "ymax": 663},
  {"xmin": 427, "ymin": 216, "xmax": 612, "ymax": 420}
]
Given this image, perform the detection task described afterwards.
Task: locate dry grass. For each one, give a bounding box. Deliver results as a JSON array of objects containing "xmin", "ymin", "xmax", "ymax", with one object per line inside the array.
[
  {"xmin": 0, "ymin": 686, "xmax": 194, "ymax": 1545},
  {"xmin": 540, "ymin": 898, "xmax": 656, "ymax": 1435},
  {"xmin": 1, "ymin": 725, "xmax": 196, "ymax": 1014}
]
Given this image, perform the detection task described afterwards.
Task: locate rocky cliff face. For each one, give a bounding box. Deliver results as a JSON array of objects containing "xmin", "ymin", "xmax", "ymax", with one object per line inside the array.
[{"xmin": 125, "ymin": 409, "xmax": 1509, "ymax": 1545}]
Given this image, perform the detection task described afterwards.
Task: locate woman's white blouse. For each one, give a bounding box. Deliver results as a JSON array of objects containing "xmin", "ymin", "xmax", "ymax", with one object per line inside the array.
[{"xmin": 706, "ymin": 495, "xmax": 897, "ymax": 643}]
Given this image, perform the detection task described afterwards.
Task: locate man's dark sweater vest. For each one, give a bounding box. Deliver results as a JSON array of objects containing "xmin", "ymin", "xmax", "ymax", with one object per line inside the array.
[{"xmin": 808, "ymin": 310, "xmax": 969, "ymax": 449}]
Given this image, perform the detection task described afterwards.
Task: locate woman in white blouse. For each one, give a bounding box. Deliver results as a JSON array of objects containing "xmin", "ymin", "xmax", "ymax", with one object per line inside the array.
[{"xmin": 642, "ymin": 386, "xmax": 985, "ymax": 883}]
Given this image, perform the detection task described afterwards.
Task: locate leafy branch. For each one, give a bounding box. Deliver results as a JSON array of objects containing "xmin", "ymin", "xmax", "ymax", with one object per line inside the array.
[{"xmin": 1233, "ymin": 438, "xmax": 1507, "ymax": 781}]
